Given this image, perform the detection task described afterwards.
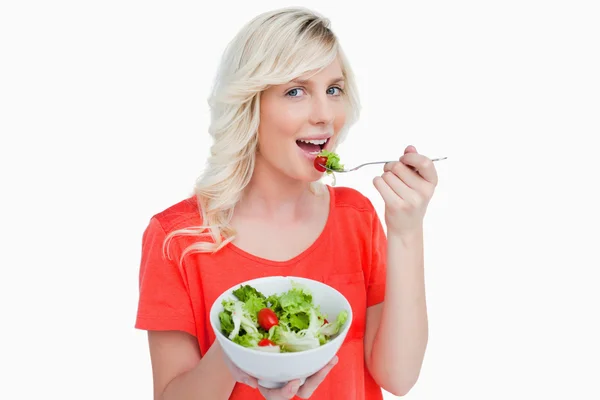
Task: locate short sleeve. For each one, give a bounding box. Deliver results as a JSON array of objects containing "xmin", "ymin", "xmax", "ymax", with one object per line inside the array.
[
  {"xmin": 366, "ymin": 202, "xmax": 387, "ymax": 307},
  {"xmin": 134, "ymin": 217, "xmax": 197, "ymax": 337}
]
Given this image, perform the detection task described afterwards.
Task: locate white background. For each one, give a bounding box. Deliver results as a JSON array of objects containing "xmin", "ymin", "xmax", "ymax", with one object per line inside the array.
[{"xmin": 1, "ymin": 0, "xmax": 599, "ymax": 399}]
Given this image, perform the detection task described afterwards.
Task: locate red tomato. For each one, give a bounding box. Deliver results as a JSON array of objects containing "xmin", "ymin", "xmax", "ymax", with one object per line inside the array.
[
  {"xmin": 257, "ymin": 308, "xmax": 279, "ymax": 330},
  {"xmin": 258, "ymin": 338, "xmax": 276, "ymax": 347},
  {"xmin": 314, "ymin": 156, "xmax": 327, "ymax": 172}
]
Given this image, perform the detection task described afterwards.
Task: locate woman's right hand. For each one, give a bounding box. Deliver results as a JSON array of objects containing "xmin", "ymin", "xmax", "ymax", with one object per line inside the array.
[{"xmin": 222, "ymin": 351, "xmax": 339, "ymax": 399}]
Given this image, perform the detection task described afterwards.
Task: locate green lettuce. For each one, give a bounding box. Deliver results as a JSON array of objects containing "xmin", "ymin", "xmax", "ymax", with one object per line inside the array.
[
  {"xmin": 218, "ymin": 281, "xmax": 349, "ymax": 353},
  {"xmin": 319, "ymin": 309, "xmax": 349, "ymax": 337},
  {"xmin": 317, "ymin": 149, "xmax": 344, "ymax": 173}
]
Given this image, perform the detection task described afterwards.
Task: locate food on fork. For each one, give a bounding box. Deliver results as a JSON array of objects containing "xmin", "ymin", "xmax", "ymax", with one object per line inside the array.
[{"xmin": 313, "ymin": 150, "xmax": 344, "ymax": 173}]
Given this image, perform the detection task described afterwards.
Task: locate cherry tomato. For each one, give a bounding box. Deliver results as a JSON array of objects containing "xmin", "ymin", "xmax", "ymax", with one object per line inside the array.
[
  {"xmin": 257, "ymin": 308, "xmax": 279, "ymax": 330},
  {"xmin": 314, "ymin": 156, "xmax": 327, "ymax": 172},
  {"xmin": 258, "ymin": 338, "xmax": 276, "ymax": 347}
]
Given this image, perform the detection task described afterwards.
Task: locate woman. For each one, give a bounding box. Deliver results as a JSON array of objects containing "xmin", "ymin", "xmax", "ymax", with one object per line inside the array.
[{"xmin": 135, "ymin": 7, "xmax": 439, "ymax": 400}]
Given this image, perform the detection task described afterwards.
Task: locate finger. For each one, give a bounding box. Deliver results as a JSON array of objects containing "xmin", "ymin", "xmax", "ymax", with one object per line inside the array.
[
  {"xmin": 400, "ymin": 153, "xmax": 438, "ymax": 185},
  {"xmin": 383, "ymin": 145, "xmax": 418, "ymax": 172},
  {"xmin": 297, "ymin": 357, "xmax": 339, "ymax": 399},
  {"xmin": 373, "ymin": 175, "xmax": 407, "ymax": 211},
  {"xmin": 383, "ymin": 160, "xmax": 427, "ymax": 191},
  {"xmin": 404, "ymin": 145, "xmax": 418, "ymax": 154},
  {"xmin": 240, "ymin": 374, "xmax": 258, "ymax": 389},
  {"xmin": 381, "ymin": 171, "xmax": 419, "ymax": 206},
  {"xmin": 404, "ymin": 146, "xmax": 419, "ymax": 172},
  {"xmin": 258, "ymin": 379, "xmax": 301, "ymax": 400}
]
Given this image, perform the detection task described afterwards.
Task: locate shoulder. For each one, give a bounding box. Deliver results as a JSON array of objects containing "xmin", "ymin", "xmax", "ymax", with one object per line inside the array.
[
  {"xmin": 148, "ymin": 195, "xmax": 202, "ymax": 234},
  {"xmin": 329, "ymin": 185, "xmax": 380, "ymax": 230},
  {"xmin": 331, "ymin": 185, "xmax": 376, "ymax": 214}
]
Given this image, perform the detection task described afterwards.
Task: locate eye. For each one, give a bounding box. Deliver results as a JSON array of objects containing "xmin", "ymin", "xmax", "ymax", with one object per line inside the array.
[
  {"xmin": 286, "ymin": 88, "xmax": 305, "ymax": 97},
  {"xmin": 327, "ymin": 86, "xmax": 343, "ymax": 96}
]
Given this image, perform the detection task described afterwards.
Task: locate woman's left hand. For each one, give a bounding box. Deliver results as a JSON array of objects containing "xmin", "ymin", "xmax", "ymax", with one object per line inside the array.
[{"xmin": 373, "ymin": 145, "xmax": 439, "ymax": 237}]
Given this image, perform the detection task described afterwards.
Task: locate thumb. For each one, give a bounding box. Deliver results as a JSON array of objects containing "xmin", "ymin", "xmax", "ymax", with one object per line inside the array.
[{"xmin": 404, "ymin": 145, "xmax": 417, "ymax": 154}]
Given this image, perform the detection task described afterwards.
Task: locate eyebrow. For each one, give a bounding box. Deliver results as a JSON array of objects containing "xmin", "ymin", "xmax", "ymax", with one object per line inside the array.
[{"xmin": 291, "ymin": 76, "xmax": 345, "ymax": 85}]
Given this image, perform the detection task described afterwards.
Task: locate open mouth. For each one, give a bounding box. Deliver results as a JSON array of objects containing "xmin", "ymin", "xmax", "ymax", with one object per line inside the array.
[{"xmin": 296, "ymin": 138, "xmax": 329, "ymax": 155}]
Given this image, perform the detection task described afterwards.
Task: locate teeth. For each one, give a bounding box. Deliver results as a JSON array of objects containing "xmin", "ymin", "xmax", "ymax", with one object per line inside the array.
[{"xmin": 299, "ymin": 138, "xmax": 328, "ymax": 145}]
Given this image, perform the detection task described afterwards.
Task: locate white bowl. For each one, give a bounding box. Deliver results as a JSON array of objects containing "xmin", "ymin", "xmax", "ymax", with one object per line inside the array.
[{"xmin": 209, "ymin": 276, "xmax": 353, "ymax": 389}]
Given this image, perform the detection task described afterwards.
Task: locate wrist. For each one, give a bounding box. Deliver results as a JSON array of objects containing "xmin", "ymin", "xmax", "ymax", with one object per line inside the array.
[{"xmin": 388, "ymin": 227, "xmax": 424, "ymax": 246}]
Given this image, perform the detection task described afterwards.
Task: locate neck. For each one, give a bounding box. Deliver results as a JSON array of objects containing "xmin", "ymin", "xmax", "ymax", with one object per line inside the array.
[{"xmin": 237, "ymin": 156, "xmax": 315, "ymax": 220}]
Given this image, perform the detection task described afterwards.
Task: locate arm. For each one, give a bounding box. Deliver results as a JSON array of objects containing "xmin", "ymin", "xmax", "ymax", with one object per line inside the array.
[
  {"xmin": 149, "ymin": 330, "xmax": 236, "ymax": 400},
  {"xmin": 149, "ymin": 330, "xmax": 339, "ymax": 400},
  {"xmin": 364, "ymin": 231, "xmax": 428, "ymax": 396},
  {"xmin": 367, "ymin": 146, "xmax": 439, "ymax": 395}
]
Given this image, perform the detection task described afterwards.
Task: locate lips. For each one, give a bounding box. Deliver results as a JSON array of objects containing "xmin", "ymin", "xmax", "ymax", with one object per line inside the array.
[
  {"xmin": 296, "ymin": 134, "xmax": 332, "ymax": 141},
  {"xmin": 295, "ymin": 137, "xmax": 331, "ymax": 154}
]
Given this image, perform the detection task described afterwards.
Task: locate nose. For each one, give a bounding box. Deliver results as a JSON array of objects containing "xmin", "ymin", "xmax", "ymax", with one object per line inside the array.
[{"xmin": 309, "ymin": 93, "xmax": 334, "ymax": 126}]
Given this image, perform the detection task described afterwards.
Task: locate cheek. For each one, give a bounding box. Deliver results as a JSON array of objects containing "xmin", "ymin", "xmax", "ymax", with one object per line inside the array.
[
  {"xmin": 259, "ymin": 106, "xmax": 303, "ymax": 143},
  {"xmin": 279, "ymin": 107, "xmax": 307, "ymax": 134},
  {"xmin": 333, "ymin": 105, "xmax": 347, "ymax": 132}
]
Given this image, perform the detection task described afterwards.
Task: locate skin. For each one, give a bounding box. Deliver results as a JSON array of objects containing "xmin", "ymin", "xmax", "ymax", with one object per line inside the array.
[
  {"xmin": 367, "ymin": 144, "xmax": 437, "ymax": 395},
  {"xmin": 226, "ymin": 58, "xmax": 349, "ymax": 399},
  {"xmin": 252, "ymin": 57, "xmax": 346, "ymax": 184},
  {"xmin": 147, "ymin": 56, "xmax": 438, "ymax": 399}
]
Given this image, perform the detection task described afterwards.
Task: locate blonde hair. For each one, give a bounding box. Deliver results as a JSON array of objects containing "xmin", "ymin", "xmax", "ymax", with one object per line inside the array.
[{"xmin": 164, "ymin": 7, "xmax": 361, "ymax": 264}]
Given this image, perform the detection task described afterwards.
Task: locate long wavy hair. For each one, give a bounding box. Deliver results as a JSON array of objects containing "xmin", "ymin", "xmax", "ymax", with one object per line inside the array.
[{"xmin": 164, "ymin": 7, "xmax": 361, "ymax": 264}]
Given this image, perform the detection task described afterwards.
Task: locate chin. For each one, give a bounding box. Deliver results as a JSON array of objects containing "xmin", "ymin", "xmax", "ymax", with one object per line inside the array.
[
  {"xmin": 292, "ymin": 173, "xmax": 322, "ymax": 184},
  {"xmin": 287, "ymin": 166, "xmax": 326, "ymax": 184}
]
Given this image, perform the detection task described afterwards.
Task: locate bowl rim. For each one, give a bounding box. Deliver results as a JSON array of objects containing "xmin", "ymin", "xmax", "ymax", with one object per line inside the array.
[{"xmin": 209, "ymin": 275, "xmax": 354, "ymax": 357}]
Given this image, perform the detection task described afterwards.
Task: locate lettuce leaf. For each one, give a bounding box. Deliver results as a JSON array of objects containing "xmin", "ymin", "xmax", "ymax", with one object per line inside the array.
[
  {"xmin": 319, "ymin": 310, "xmax": 349, "ymax": 337},
  {"xmin": 317, "ymin": 149, "xmax": 344, "ymax": 173},
  {"xmin": 268, "ymin": 325, "xmax": 321, "ymax": 352},
  {"xmin": 233, "ymin": 284, "xmax": 267, "ymax": 302},
  {"xmin": 219, "ymin": 311, "xmax": 234, "ymax": 336},
  {"xmin": 220, "ymin": 282, "xmax": 348, "ymax": 352}
]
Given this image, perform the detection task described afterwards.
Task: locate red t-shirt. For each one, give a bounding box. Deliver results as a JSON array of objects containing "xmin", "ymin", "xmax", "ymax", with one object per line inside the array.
[{"xmin": 135, "ymin": 185, "xmax": 388, "ymax": 399}]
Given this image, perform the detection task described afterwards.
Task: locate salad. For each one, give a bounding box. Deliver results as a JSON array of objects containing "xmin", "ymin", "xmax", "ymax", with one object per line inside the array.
[
  {"xmin": 218, "ymin": 282, "xmax": 348, "ymax": 353},
  {"xmin": 314, "ymin": 149, "xmax": 344, "ymax": 174}
]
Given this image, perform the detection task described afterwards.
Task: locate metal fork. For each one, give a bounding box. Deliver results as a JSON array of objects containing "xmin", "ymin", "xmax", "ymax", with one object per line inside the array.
[{"xmin": 320, "ymin": 156, "xmax": 448, "ymax": 173}]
